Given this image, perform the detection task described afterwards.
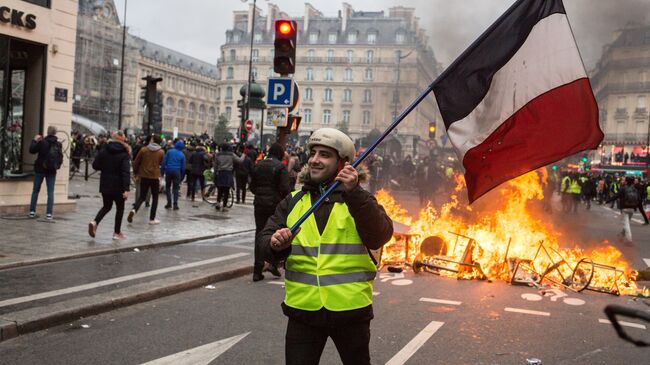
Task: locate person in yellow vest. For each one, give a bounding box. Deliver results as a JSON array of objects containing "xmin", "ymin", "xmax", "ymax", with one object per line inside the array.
[{"xmin": 258, "ymin": 128, "xmax": 394, "ymax": 365}]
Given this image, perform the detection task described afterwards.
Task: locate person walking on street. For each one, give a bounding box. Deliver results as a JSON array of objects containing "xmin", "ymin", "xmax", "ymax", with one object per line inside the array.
[
  {"xmin": 633, "ymin": 178, "xmax": 649, "ymax": 225},
  {"xmin": 183, "ymin": 142, "xmax": 195, "ymax": 198},
  {"xmin": 234, "ymin": 145, "xmax": 254, "ymax": 204},
  {"xmin": 128, "ymin": 134, "xmax": 165, "ymax": 225},
  {"xmin": 188, "ymin": 143, "xmax": 210, "ymax": 201},
  {"xmin": 258, "ymin": 128, "xmax": 394, "ymax": 365},
  {"xmin": 28, "ymin": 125, "xmax": 63, "ymax": 219},
  {"xmin": 162, "ymin": 140, "xmax": 186, "ymax": 210},
  {"xmin": 88, "ymin": 131, "xmax": 131, "ymax": 240},
  {"xmin": 249, "ymin": 143, "xmax": 290, "ymax": 281},
  {"xmin": 213, "ymin": 143, "xmax": 244, "ymax": 211},
  {"xmin": 606, "ymin": 176, "xmax": 644, "ymax": 244}
]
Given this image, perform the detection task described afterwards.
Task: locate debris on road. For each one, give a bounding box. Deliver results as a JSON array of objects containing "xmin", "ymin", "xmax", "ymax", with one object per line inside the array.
[{"xmin": 204, "ymin": 285, "xmax": 216, "ymax": 290}]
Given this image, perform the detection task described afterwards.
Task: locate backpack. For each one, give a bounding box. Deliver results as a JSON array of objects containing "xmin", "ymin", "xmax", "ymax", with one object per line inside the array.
[
  {"xmin": 622, "ymin": 186, "xmax": 639, "ymax": 209},
  {"xmin": 43, "ymin": 140, "xmax": 64, "ymax": 171}
]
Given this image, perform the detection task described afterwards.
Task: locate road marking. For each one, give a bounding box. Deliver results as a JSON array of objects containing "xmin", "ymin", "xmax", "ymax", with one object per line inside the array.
[
  {"xmin": 268, "ymin": 281, "xmax": 284, "ymax": 286},
  {"xmin": 644, "ymin": 258, "xmax": 650, "ymax": 268},
  {"xmin": 599, "ymin": 319, "xmax": 647, "ymax": 330},
  {"xmin": 504, "ymin": 307, "xmax": 550, "ymax": 317},
  {"xmin": 391, "ymin": 279, "xmax": 413, "ymax": 286},
  {"xmin": 604, "ymin": 206, "xmax": 645, "ymax": 224},
  {"xmin": 373, "ymin": 291, "xmax": 381, "ymax": 296},
  {"xmin": 0, "ymin": 252, "xmax": 250, "ymax": 308},
  {"xmin": 521, "ymin": 293, "xmax": 543, "ymax": 301},
  {"xmin": 419, "ymin": 297, "xmax": 462, "ymax": 306},
  {"xmin": 139, "ymin": 332, "xmax": 249, "ymax": 365},
  {"xmin": 563, "ymin": 297, "xmax": 586, "ymax": 306},
  {"xmin": 385, "ymin": 321, "xmax": 444, "ymax": 365}
]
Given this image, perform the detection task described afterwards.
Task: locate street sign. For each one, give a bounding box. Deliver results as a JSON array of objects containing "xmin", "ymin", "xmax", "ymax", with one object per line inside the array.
[
  {"xmin": 268, "ymin": 107, "xmax": 288, "ymax": 127},
  {"xmin": 245, "ymin": 119, "xmax": 253, "ymax": 133},
  {"xmin": 266, "ymin": 77, "xmax": 294, "ymax": 107}
]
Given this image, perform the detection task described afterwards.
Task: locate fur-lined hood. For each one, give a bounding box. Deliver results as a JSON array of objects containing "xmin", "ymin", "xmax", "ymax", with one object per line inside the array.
[{"xmin": 297, "ymin": 164, "xmax": 369, "ymax": 185}]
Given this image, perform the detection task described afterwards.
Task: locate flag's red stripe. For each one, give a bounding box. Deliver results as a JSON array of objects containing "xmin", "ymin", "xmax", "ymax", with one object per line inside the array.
[{"xmin": 463, "ymin": 78, "xmax": 602, "ymax": 203}]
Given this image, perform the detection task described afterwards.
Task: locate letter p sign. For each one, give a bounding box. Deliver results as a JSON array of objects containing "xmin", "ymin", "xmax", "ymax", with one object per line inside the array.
[{"xmin": 266, "ymin": 77, "xmax": 294, "ymax": 107}]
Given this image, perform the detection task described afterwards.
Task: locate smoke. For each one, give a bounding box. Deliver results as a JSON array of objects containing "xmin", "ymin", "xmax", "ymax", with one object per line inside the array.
[{"xmin": 377, "ymin": 0, "xmax": 650, "ymax": 70}]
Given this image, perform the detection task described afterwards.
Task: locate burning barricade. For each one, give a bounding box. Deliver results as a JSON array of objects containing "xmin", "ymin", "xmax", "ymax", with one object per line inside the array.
[{"xmin": 374, "ymin": 170, "xmax": 640, "ymax": 296}]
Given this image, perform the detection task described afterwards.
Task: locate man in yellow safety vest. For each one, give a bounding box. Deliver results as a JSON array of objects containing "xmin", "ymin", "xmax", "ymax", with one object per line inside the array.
[{"xmin": 258, "ymin": 127, "xmax": 394, "ymax": 365}]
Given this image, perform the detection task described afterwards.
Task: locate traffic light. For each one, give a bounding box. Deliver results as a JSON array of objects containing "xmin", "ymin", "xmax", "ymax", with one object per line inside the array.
[
  {"xmin": 552, "ymin": 165, "xmax": 557, "ymax": 171},
  {"xmin": 289, "ymin": 115, "xmax": 302, "ymax": 133},
  {"xmin": 428, "ymin": 122, "xmax": 436, "ymax": 139},
  {"xmin": 142, "ymin": 76, "xmax": 163, "ymax": 104},
  {"xmin": 151, "ymin": 91, "xmax": 163, "ymax": 134},
  {"xmin": 273, "ymin": 19, "xmax": 297, "ymax": 75}
]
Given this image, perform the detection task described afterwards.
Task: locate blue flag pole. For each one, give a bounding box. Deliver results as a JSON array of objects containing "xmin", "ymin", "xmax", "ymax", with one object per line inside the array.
[{"xmin": 289, "ymin": 85, "xmax": 435, "ymax": 233}]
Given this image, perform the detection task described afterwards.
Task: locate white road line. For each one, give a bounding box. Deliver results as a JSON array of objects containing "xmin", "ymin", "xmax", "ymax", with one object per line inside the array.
[
  {"xmin": 644, "ymin": 258, "xmax": 650, "ymax": 268},
  {"xmin": 139, "ymin": 332, "xmax": 249, "ymax": 365},
  {"xmin": 373, "ymin": 291, "xmax": 380, "ymax": 296},
  {"xmin": 268, "ymin": 281, "xmax": 284, "ymax": 286},
  {"xmin": 599, "ymin": 319, "xmax": 647, "ymax": 330},
  {"xmin": 0, "ymin": 252, "xmax": 250, "ymax": 308},
  {"xmin": 385, "ymin": 321, "xmax": 444, "ymax": 365},
  {"xmin": 419, "ymin": 297, "xmax": 462, "ymax": 306},
  {"xmin": 603, "ymin": 206, "xmax": 645, "ymax": 224},
  {"xmin": 504, "ymin": 307, "xmax": 550, "ymax": 317}
]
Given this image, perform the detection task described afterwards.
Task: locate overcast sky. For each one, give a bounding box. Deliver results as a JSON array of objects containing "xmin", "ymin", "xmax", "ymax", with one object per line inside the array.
[{"xmin": 112, "ymin": 0, "xmax": 649, "ymax": 70}]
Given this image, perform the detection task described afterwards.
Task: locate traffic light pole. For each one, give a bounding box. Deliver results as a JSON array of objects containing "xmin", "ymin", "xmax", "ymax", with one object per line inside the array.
[
  {"xmin": 242, "ymin": 0, "xmax": 257, "ymax": 143},
  {"xmin": 117, "ymin": 0, "xmax": 128, "ymax": 131}
]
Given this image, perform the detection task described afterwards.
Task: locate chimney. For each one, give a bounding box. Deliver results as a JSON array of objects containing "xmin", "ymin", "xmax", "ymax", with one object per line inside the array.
[
  {"xmin": 341, "ymin": 3, "xmax": 353, "ymax": 33},
  {"xmin": 247, "ymin": 3, "xmax": 261, "ymax": 34},
  {"xmin": 267, "ymin": 3, "xmax": 279, "ymax": 33},
  {"xmin": 304, "ymin": 3, "xmax": 322, "ymax": 34}
]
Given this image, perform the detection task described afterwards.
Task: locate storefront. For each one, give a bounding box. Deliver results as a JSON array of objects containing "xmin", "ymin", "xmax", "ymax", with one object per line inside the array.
[{"xmin": 0, "ymin": 0, "xmax": 77, "ymax": 214}]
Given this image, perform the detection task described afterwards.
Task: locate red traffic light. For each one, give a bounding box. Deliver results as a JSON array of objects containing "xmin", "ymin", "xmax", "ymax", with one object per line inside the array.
[{"xmin": 277, "ymin": 21, "xmax": 293, "ymax": 35}]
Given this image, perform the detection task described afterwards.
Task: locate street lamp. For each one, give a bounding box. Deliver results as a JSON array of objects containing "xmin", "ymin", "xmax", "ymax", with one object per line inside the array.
[{"xmin": 117, "ymin": 0, "xmax": 128, "ymax": 131}]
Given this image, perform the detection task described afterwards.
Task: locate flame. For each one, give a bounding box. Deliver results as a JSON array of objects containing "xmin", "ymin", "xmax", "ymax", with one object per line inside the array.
[{"xmin": 377, "ymin": 170, "xmax": 638, "ymax": 295}]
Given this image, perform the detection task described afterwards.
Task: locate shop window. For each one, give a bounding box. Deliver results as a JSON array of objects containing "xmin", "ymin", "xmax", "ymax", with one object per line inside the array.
[{"xmin": 0, "ymin": 37, "xmax": 47, "ymax": 178}]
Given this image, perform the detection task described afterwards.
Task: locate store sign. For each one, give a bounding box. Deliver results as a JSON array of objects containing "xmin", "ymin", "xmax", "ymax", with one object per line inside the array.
[
  {"xmin": 0, "ymin": 6, "xmax": 37, "ymax": 30},
  {"xmin": 54, "ymin": 88, "xmax": 68, "ymax": 102}
]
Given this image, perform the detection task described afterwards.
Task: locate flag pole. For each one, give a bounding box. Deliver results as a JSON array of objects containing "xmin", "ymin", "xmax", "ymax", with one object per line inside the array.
[{"xmin": 289, "ymin": 85, "xmax": 435, "ymax": 233}]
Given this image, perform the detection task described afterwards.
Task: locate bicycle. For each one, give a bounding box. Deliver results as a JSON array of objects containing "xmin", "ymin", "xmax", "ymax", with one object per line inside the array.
[{"xmin": 202, "ymin": 182, "xmax": 234, "ymax": 209}]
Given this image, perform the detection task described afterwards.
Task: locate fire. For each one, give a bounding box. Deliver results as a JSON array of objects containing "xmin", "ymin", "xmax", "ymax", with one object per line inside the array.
[{"xmin": 377, "ymin": 170, "xmax": 639, "ymax": 296}]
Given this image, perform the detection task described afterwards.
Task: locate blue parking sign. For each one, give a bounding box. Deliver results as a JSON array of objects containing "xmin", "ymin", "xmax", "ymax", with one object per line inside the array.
[{"xmin": 266, "ymin": 78, "xmax": 294, "ymax": 107}]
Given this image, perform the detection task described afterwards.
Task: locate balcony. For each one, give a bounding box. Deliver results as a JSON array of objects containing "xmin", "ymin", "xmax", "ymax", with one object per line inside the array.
[
  {"xmin": 298, "ymin": 57, "xmax": 382, "ymax": 65},
  {"xmin": 596, "ymin": 82, "xmax": 650, "ymax": 98},
  {"xmin": 603, "ymin": 132, "xmax": 648, "ymax": 144}
]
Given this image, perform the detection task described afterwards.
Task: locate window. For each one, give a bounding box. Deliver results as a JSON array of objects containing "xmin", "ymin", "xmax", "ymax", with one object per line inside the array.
[
  {"xmin": 328, "ymin": 33, "xmax": 337, "ymax": 44},
  {"xmin": 617, "ymin": 96, "xmax": 626, "ymax": 110},
  {"xmin": 233, "ymin": 33, "xmax": 241, "ymax": 42},
  {"xmin": 364, "ymin": 89, "xmax": 372, "ymax": 103},
  {"xmin": 209, "ymin": 107, "xmax": 216, "ymax": 122},
  {"xmin": 324, "ymin": 88, "xmax": 333, "ymax": 102},
  {"xmin": 363, "ymin": 111, "xmax": 371, "ymax": 125},
  {"xmin": 251, "ymin": 67, "xmax": 258, "ymax": 79},
  {"xmin": 304, "ymin": 109, "xmax": 312, "ymax": 124},
  {"xmin": 396, "ymin": 32, "xmax": 405, "ymax": 44},
  {"xmin": 344, "ymin": 68, "xmax": 353, "ymax": 81},
  {"xmin": 199, "ymin": 105, "xmax": 206, "ymax": 121},
  {"xmin": 307, "ymin": 49, "xmax": 316, "ymax": 62},
  {"xmin": 343, "ymin": 89, "xmax": 352, "ymax": 102},
  {"xmin": 306, "ymin": 68, "xmax": 314, "ymax": 81},
  {"xmin": 305, "ymin": 87, "xmax": 313, "ymax": 101},
  {"xmin": 254, "ymin": 33, "xmax": 263, "ymax": 43},
  {"xmin": 227, "ymin": 67, "xmax": 234, "ymax": 79},
  {"xmin": 323, "ymin": 110, "xmax": 331, "ymax": 124},
  {"xmin": 325, "ymin": 68, "xmax": 333, "ymax": 81},
  {"xmin": 343, "ymin": 110, "xmax": 351, "ymax": 124},
  {"xmin": 188, "ymin": 103, "xmax": 196, "ymax": 119},
  {"xmin": 252, "ymin": 49, "xmax": 259, "ymax": 62},
  {"xmin": 226, "ymin": 87, "xmax": 233, "ymax": 100},
  {"xmin": 177, "ymin": 100, "xmax": 186, "ymax": 117},
  {"xmin": 216, "ymin": 88, "xmax": 221, "ymax": 100},
  {"xmin": 225, "ymin": 106, "xmax": 232, "ymax": 119},
  {"xmin": 327, "ymin": 49, "xmax": 334, "ymax": 62},
  {"xmin": 637, "ymin": 96, "xmax": 647, "ymax": 112},
  {"xmin": 229, "ymin": 49, "xmax": 236, "ymax": 61},
  {"xmin": 309, "ymin": 32, "xmax": 319, "ymax": 44},
  {"xmin": 366, "ymin": 50, "xmax": 374, "ymax": 64},
  {"xmin": 364, "ymin": 68, "xmax": 373, "ymax": 81},
  {"xmin": 347, "ymin": 32, "xmax": 357, "ymax": 44},
  {"xmin": 267, "ymin": 67, "xmax": 274, "ymax": 77},
  {"xmin": 165, "ymin": 97, "xmax": 175, "ymax": 115},
  {"xmin": 347, "ymin": 50, "xmax": 354, "ymax": 63},
  {"xmin": 367, "ymin": 33, "xmax": 377, "ymax": 44},
  {"xmin": 270, "ymin": 48, "xmax": 274, "ymax": 58}
]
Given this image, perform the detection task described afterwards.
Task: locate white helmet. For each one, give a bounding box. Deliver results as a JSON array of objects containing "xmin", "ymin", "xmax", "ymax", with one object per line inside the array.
[{"xmin": 307, "ymin": 128, "xmax": 356, "ymax": 162}]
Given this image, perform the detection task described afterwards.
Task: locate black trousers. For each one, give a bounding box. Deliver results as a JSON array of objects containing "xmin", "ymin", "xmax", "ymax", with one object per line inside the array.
[
  {"xmin": 94, "ymin": 193, "xmax": 125, "ymax": 234},
  {"xmin": 189, "ymin": 173, "xmax": 206, "ymax": 200},
  {"xmin": 217, "ymin": 186, "xmax": 230, "ymax": 207},
  {"xmin": 254, "ymin": 206, "xmax": 275, "ymax": 273},
  {"xmin": 235, "ymin": 174, "xmax": 248, "ymax": 203},
  {"xmin": 285, "ymin": 318, "xmax": 371, "ymax": 365},
  {"xmin": 133, "ymin": 178, "xmax": 159, "ymax": 220}
]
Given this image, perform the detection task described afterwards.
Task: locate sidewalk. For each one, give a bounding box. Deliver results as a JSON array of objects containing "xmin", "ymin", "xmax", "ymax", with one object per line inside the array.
[{"xmin": 0, "ymin": 176, "xmax": 256, "ymax": 269}]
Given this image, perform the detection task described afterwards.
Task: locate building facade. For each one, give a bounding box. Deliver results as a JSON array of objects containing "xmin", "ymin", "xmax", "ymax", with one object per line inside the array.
[
  {"xmin": 591, "ymin": 25, "xmax": 650, "ymax": 166},
  {"xmin": 0, "ymin": 0, "xmax": 78, "ymax": 213},
  {"xmin": 218, "ymin": 3, "xmax": 441, "ymax": 157},
  {"xmin": 74, "ymin": 0, "xmax": 219, "ymax": 136}
]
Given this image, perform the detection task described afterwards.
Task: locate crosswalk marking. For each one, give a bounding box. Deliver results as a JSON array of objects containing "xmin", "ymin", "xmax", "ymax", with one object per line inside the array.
[
  {"xmin": 419, "ymin": 297, "xmax": 462, "ymax": 306},
  {"xmin": 0, "ymin": 252, "xmax": 249, "ymax": 308},
  {"xmin": 139, "ymin": 332, "xmax": 249, "ymax": 365},
  {"xmin": 599, "ymin": 319, "xmax": 647, "ymax": 330},
  {"xmin": 385, "ymin": 321, "xmax": 444, "ymax": 365},
  {"xmin": 504, "ymin": 307, "xmax": 550, "ymax": 316}
]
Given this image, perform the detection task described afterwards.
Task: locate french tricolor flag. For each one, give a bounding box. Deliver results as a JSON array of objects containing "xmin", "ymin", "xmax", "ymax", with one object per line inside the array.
[{"xmin": 433, "ymin": 0, "xmax": 603, "ymax": 203}]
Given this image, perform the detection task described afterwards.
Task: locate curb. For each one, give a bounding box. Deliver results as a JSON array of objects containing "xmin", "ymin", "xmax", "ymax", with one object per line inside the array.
[
  {"xmin": 0, "ymin": 229, "xmax": 255, "ymax": 271},
  {"xmin": 0, "ymin": 262, "xmax": 253, "ymax": 342}
]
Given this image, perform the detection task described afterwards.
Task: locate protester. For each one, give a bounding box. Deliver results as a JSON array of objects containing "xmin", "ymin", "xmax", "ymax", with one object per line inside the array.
[
  {"xmin": 28, "ymin": 126, "xmax": 63, "ymax": 220},
  {"xmin": 606, "ymin": 176, "xmax": 641, "ymax": 244},
  {"xmin": 128, "ymin": 134, "xmax": 165, "ymax": 224},
  {"xmin": 162, "ymin": 140, "xmax": 186, "ymax": 210},
  {"xmin": 188, "ymin": 143, "xmax": 210, "ymax": 201},
  {"xmin": 213, "ymin": 143, "xmax": 244, "ymax": 211},
  {"xmin": 258, "ymin": 128, "xmax": 393, "ymax": 364},
  {"xmin": 233, "ymin": 145, "xmax": 254, "ymax": 204},
  {"xmin": 88, "ymin": 131, "xmax": 131, "ymax": 240}
]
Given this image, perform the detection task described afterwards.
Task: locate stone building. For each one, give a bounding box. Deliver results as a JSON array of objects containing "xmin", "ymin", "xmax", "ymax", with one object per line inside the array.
[
  {"xmin": 218, "ymin": 2, "xmax": 441, "ymax": 157},
  {"xmin": 591, "ymin": 24, "xmax": 650, "ymax": 166}
]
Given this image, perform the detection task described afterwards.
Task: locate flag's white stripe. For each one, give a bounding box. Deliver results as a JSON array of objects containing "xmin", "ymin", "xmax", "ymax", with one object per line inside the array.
[{"xmin": 445, "ymin": 13, "xmax": 587, "ymax": 159}]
